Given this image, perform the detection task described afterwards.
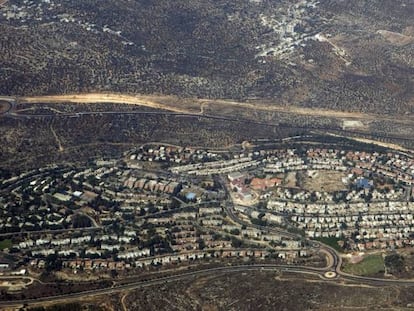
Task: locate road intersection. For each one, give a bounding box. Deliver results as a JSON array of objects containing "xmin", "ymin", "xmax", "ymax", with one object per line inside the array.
[{"xmin": 1, "ymin": 95, "xmax": 414, "ymax": 308}]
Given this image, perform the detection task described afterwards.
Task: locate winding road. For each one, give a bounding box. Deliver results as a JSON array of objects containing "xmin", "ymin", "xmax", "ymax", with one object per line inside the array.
[
  {"xmin": 3, "ymin": 94, "xmax": 412, "ymax": 153},
  {"xmin": 0, "ymin": 264, "xmax": 332, "ymax": 308},
  {"xmin": 13, "ymin": 93, "xmax": 414, "ymax": 126},
  {"xmin": 1, "ymin": 252, "xmax": 413, "ymax": 309},
  {"xmin": 1, "ymin": 94, "xmax": 414, "ymax": 308},
  {"xmin": 1, "ymin": 180, "xmax": 412, "ymax": 309}
]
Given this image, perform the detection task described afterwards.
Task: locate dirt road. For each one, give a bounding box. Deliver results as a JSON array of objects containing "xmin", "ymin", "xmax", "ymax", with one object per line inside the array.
[
  {"xmin": 20, "ymin": 93, "xmax": 413, "ymax": 125},
  {"xmin": 20, "ymin": 94, "xmax": 196, "ymax": 114}
]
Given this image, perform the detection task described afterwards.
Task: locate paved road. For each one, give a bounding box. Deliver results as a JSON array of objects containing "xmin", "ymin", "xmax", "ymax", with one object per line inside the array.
[
  {"xmin": 5, "ymin": 96, "xmax": 414, "ymax": 149},
  {"xmin": 218, "ymin": 175, "xmax": 341, "ymax": 274},
  {"xmin": 2, "ymin": 95, "xmax": 414, "ymax": 306},
  {"xmin": 0, "ymin": 263, "xmax": 331, "ymax": 308},
  {"xmin": 0, "ymin": 170, "xmax": 343, "ymax": 308},
  {"xmin": 217, "ymin": 178, "xmax": 414, "ymax": 288},
  {"xmin": 217, "ymin": 176, "xmax": 299, "ymax": 240},
  {"xmin": 3, "ymin": 258, "xmax": 414, "ymax": 308}
]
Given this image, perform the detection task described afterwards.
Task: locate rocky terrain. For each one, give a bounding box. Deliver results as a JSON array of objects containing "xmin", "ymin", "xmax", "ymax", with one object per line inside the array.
[
  {"xmin": 121, "ymin": 271, "xmax": 414, "ymax": 311},
  {"xmin": 0, "ymin": 0, "xmax": 413, "ymax": 114},
  {"xmin": 29, "ymin": 271, "xmax": 414, "ymax": 311},
  {"xmin": 1, "ymin": 2, "xmax": 414, "ymax": 310}
]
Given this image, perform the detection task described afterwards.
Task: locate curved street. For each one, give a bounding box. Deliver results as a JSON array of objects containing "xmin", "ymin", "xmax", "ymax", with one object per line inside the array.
[
  {"xmin": 0, "ymin": 264, "xmax": 335, "ymax": 308},
  {"xmin": 1, "ymin": 176, "xmax": 414, "ymax": 309},
  {"xmin": 1, "ymin": 95, "xmax": 414, "ymax": 308}
]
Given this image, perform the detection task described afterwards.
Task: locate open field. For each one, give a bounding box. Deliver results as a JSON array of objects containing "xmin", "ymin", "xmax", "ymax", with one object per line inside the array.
[
  {"xmin": 283, "ymin": 172, "xmax": 298, "ymax": 189},
  {"xmin": 343, "ymin": 254, "xmax": 385, "ymax": 276},
  {"xmin": 377, "ymin": 30, "xmax": 414, "ymax": 46},
  {"xmin": 301, "ymin": 170, "xmax": 347, "ymax": 193}
]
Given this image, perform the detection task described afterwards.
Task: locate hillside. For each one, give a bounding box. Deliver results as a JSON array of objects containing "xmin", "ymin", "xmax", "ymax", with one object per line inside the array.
[{"xmin": 0, "ymin": 0, "xmax": 413, "ymax": 114}]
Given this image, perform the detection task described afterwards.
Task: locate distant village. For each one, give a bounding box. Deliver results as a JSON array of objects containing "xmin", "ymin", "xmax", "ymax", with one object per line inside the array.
[{"xmin": 0, "ymin": 142, "xmax": 413, "ymax": 277}]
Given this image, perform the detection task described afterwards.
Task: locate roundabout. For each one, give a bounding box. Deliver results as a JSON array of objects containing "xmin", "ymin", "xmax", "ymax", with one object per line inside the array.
[{"xmin": 324, "ymin": 271, "xmax": 337, "ymax": 279}]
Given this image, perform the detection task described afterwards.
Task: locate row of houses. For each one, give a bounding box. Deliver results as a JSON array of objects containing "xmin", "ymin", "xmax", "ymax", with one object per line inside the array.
[
  {"xmin": 269, "ymin": 200, "xmax": 414, "ymax": 216},
  {"xmin": 134, "ymin": 248, "xmax": 308, "ymax": 268},
  {"xmin": 128, "ymin": 145, "xmax": 223, "ymax": 166}
]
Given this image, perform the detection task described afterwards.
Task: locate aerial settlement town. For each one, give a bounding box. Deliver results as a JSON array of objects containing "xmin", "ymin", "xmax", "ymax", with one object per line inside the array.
[
  {"xmin": 1, "ymin": 138, "xmax": 413, "ymax": 287},
  {"xmin": 1, "ymin": 0, "xmax": 414, "ymax": 308}
]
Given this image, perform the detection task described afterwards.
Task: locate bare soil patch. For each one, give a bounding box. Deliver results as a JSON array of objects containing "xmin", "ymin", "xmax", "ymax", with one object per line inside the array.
[
  {"xmin": 21, "ymin": 93, "xmax": 414, "ymax": 125},
  {"xmin": 301, "ymin": 170, "xmax": 347, "ymax": 192},
  {"xmin": 0, "ymin": 100, "xmax": 11, "ymax": 114},
  {"xmin": 284, "ymin": 171, "xmax": 298, "ymax": 188},
  {"xmin": 377, "ymin": 30, "xmax": 414, "ymax": 46}
]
